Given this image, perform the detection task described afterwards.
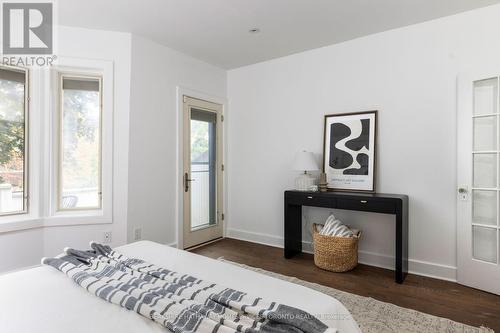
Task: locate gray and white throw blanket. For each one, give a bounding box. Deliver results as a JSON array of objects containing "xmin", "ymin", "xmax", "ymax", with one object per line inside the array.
[{"xmin": 43, "ymin": 242, "xmax": 336, "ymax": 333}]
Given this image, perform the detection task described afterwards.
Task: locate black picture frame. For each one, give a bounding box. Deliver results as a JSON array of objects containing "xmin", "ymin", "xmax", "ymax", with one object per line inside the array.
[{"xmin": 322, "ymin": 110, "xmax": 377, "ymax": 192}]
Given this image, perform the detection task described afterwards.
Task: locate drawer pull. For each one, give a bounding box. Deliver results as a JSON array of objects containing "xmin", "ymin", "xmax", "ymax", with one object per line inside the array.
[
  {"xmin": 360, "ymin": 200, "xmax": 368, "ymax": 203},
  {"xmin": 307, "ymin": 196, "xmax": 313, "ymax": 199}
]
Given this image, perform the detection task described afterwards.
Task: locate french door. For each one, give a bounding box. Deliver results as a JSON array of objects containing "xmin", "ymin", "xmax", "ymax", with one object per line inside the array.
[
  {"xmin": 182, "ymin": 96, "xmax": 224, "ymax": 249},
  {"xmin": 457, "ymin": 73, "xmax": 500, "ymax": 295}
]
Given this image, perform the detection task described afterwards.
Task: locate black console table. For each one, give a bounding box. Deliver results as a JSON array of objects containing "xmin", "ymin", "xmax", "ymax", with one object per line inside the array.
[{"xmin": 284, "ymin": 190, "xmax": 409, "ymax": 283}]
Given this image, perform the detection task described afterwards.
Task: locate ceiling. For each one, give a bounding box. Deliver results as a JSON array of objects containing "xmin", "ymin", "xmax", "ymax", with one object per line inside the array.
[{"xmin": 58, "ymin": 0, "xmax": 500, "ymax": 69}]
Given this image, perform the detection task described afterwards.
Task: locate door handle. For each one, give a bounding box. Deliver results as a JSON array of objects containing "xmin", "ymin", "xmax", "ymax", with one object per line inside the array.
[
  {"xmin": 457, "ymin": 186, "xmax": 469, "ymax": 201},
  {"xmin": 184, "ymin": 172, "xmax": 195, "ymax": 192}
]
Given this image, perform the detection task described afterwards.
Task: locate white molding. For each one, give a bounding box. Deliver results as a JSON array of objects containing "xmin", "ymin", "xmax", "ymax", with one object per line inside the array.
[
  {"xmin": 407, "ymin": 258, "xmax": 457, "ymax": 282},
  {"xmin": 0, "ymin": 215, "xmax": 112, "ymax": 234},
  {"xmin": 227, "ymin": 228, "xmax": 457, "ymax": 282},
  {"xmin": 175, "ymin": 86, "xmax": 228, "ymax": 250},
  {"xmin": 43, "ymin": 216, "xmax": 112, "ymax": 227},
  {"xmin": 0, "ymin": 218, "xmax": 43, "ymax": 233},
  {"xmin": 227, "ymin": 228, "xmax": 284, "ymax": 248}
]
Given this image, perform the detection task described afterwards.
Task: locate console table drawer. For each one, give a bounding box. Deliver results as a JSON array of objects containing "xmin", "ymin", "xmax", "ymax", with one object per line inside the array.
[
  {"xmin": 286, "ymin": 193, "xmax": 334, "ymax": 207},
  {"xmin": 336, "ymin": 198, "xmax": 396, "ymax": 214}
]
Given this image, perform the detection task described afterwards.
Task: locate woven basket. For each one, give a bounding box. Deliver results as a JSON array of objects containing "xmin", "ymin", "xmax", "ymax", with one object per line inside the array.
[{"xmin": 312, "ymin": 223, "xmax": 361, "ymax": 272}]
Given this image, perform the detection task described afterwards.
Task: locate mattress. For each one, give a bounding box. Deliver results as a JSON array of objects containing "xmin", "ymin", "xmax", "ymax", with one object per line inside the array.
[{"xmin": 0, "ymin": 240, "xmax": 360, "ymax": 333}]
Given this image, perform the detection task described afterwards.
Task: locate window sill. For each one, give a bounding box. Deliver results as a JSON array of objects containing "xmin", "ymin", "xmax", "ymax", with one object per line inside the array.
[
  {"xmin": 0, "ymin": 217, "xmax": 43, "ymax": 233},
  {"xmin": 44, "ymin": 215, "xmax": 112, "ymax": 227},
  {"xmin": 0, "ymin": 215, "xmax": 112, "ymax": 234}
]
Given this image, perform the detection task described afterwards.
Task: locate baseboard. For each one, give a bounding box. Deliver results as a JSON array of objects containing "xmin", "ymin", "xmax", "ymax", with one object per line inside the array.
[
  {"xmin": 227, "ymin": 228, "xmax": 284, "ymax": 248},
  {"xmin": 227, "ymin": 228, "xmax": 457, "ymax": 282}
]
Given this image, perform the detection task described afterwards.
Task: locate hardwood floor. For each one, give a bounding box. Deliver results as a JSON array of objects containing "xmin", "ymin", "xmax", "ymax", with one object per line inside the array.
[{"xmin": 192, "ymin": 238, "xmax": 500, "ymax": 332}]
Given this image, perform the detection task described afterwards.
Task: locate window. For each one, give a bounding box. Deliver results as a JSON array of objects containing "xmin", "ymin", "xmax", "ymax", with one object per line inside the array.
[
  {"xmin": 58, "ymin": 74, "xmax": 102, "ymax": 211},
  {"xmin": 0, "ymin": 60, "xmax": 112, "ymax": 230},
  {"xmin": 0, "ymin": 66, "xmax": 28, "ymax": 215}
]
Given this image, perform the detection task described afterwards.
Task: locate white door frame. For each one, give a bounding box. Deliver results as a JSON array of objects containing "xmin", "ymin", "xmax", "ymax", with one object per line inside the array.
[
  {"xmin": 457, "ymin": 69, "xmax": 500, "ymax": 295},
  {"xmin": 175, "ymin": 86, "xmax": 227, "ymax": 249}
]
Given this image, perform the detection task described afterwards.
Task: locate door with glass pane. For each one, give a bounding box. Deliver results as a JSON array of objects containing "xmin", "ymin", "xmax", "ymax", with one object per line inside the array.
[
  {"xmin": 183, "ymin": 96, "xmax": 223, "ymax": 249},
  {"xmin": 457, "ymin": 74, "xmax": 500, "ymax": 295}
]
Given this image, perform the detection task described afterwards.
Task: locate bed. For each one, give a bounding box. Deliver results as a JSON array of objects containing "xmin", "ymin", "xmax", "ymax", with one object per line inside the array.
[{"xmin": 0, "ymin": 240, "xmax": 360, "ymax": 333}]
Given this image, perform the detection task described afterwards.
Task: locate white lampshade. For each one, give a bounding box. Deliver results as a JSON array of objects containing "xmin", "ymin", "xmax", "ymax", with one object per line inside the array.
[{"xmin": 292, "ymin": 151, "xmax": 319, "ymax": 172}]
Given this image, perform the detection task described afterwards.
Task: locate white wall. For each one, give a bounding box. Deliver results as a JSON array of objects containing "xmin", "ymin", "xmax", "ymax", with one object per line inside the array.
[
  {"xmin": 0, "ymin": 26, "xmax": 132, "ymax": 272},
  {"xmin": 127, "ymin": 35, "xmax": 226, "ymax": 245},
  {"xmin": 0, "ymin": 228, "xmax": 43, "ymax": 273},
  {"xmin": 227, "ymin": 4, "xmax": 500, "ymax": 281},
  {"xmin": 2, "ymin": 5, "xmax": 499, "ymax": 280}
]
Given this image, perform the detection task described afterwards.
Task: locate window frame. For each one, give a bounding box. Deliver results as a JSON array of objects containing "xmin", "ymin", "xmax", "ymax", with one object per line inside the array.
[
  {"xmin": 56, "ymin": 73, "xmax": 103, "ymax": 212},
  {"xmin": 47, "ymin": 58, "xmax": 114, "ymax": 225},
  {"xmin": 0, "ymin": 64, "xmax": 30, "ymax": 217},
  {"xmin": 0, "ymin": 58, "xmax": 114, "ymax": 232}
]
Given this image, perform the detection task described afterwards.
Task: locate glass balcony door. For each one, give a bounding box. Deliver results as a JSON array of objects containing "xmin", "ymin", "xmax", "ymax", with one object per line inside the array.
[
  {"xmin": 190, "ymin": 109, "xmax": 217, "ymax": 230},
  {"xmin": 182, "ymin": 96, "xmax": 223, "ymax": 249}
]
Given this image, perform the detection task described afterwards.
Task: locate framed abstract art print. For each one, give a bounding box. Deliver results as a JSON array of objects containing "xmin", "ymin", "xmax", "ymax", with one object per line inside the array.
[{"xmin": 323, "ymin": 111, "xmax": 377, "ymax": 192}]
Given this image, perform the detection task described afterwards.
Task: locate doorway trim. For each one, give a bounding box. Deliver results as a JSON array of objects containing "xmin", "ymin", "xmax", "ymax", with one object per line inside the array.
[{"xmin": 175, "ymin": 86, "xmax": 227, "ymax": 249}]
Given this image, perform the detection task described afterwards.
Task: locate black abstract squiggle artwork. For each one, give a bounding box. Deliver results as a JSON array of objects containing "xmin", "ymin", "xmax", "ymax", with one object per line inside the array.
[
  {"xmin": 344, "ymin": 153, "xmax": 369, "ymax": 175},
  {"xmin": 329, "ymin": 119, "xmax": 371, "ymax": 176},
  {"xmin": 345, "ymin": 119, "xmax": 370, "ymax": 151},
  {"xmin": 329, "ymin": 123, "xmax": 353, "ymax": 169}
]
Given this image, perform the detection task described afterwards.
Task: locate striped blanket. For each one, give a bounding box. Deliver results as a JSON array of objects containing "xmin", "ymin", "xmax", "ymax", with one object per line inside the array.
[{"xmin": 43, "ymin": 242, "xmax": 337, "ymax": 333}]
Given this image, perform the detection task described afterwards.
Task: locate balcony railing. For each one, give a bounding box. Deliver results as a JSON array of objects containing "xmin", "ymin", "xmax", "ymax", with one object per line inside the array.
[{"xmin": 190, "ymin": 162, "xmax": 215, "ymax": 229}]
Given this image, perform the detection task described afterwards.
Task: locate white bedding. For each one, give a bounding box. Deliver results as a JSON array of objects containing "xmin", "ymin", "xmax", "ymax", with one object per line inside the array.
[{"xmin": 0, "ymin": 241, "xmax": 360, "ymax": 333}]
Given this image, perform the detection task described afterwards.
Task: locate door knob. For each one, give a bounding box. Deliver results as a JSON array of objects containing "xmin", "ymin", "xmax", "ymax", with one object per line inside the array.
[{"xmin": 458, "ymin": 186, "xmax": 469, "ymax": 201}]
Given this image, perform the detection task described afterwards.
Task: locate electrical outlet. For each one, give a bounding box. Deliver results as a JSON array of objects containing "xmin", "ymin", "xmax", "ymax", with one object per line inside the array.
[
  {"xmin": 133, "ymin": 227, "xmax": 142, "ymax": 241},
  {"xmin": 103, "ymin": 231, "xmax": 112, "ymax": 244}
]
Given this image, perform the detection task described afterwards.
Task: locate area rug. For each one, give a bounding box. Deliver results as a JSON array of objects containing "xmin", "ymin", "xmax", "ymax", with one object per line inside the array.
[{"xmin": 218, "ymin": 259, "xmax": 494, "ymax": 333}]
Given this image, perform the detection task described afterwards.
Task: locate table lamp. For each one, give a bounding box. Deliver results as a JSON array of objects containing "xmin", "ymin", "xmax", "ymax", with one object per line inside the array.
[{"xmin": 292, "ymin": 151, "xmax": 319, "ymax": 191}]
